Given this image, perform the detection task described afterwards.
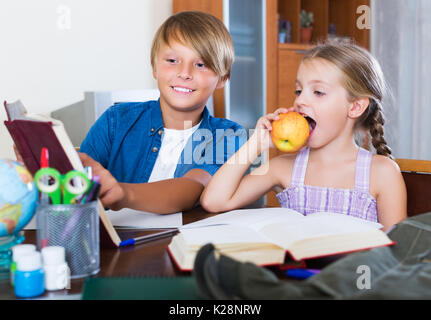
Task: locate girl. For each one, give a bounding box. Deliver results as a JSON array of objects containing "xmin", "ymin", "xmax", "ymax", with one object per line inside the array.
[{"xmin": 200, "ymin": 41, "xmax": 407, "ymax": 231}]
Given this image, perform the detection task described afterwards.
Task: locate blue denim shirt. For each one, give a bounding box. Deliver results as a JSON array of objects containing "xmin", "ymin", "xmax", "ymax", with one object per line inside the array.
[{"xmin": 80, "ymin": 100, "xmax": 247, "ymax": 183}]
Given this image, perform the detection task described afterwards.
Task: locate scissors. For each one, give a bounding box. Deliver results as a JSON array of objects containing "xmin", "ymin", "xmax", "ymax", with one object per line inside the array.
[{"xmin": 34, "ymin": 168, "xmax": 91, "ymax": 204}]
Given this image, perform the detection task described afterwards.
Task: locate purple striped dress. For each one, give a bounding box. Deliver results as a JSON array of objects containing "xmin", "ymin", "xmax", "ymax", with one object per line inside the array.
[{"xmin": 276, "ymin": 147, "xmax": 378, "ymax": 222}]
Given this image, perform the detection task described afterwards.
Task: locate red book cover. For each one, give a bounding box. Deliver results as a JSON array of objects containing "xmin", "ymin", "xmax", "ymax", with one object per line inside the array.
[{"xmin": 4, "ymin": 119, "xmax": 73, "ymax": 175}]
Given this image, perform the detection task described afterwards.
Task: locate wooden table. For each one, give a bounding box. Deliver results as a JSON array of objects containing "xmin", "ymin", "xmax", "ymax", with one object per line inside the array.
[
  {"xmin": 0, "ymin": 206, "xmax": 222, "ymax": 299},
  {"xmin": 0, "ymin": 205, "xmax": 340, "ymax": 299}
]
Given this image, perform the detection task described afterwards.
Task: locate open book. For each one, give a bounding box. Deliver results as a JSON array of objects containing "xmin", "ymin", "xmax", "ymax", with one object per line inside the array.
[
  {"xmin": 3, "ymin": 100, "xmax": 121, "ymax": 248},
  {"xmin": 167, "ymin": 208, "xmax": 395, "ymax": 271}
]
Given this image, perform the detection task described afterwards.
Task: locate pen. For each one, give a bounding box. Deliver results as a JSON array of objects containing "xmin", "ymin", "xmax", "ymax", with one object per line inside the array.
[
  {"xmin": 79, "ymin": 175, "xmax": 100, "ymax": 204},
  {"xmin": 119, "ymin": 229, "xmax": 178, "ymax": 247},
  {"xmin": 286, "ymin": 268, "xmax": 321, "ymax": 280},
  {"xmin": 85, "ymin": 166, "xmax": 92, "ymax": 180},
  {"xmin": 89, "ymin": 180, "xmax": 101, "ymax": 202}
]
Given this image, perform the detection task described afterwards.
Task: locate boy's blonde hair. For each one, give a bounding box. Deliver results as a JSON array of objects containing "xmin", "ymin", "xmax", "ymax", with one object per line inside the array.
[
  {"xmin": 151, "ymin": 11, "xmax": 234, "ymax": 81},
  {"xmin": 303, "ymin": 40, "xmax": 393, "ymax": 159}
]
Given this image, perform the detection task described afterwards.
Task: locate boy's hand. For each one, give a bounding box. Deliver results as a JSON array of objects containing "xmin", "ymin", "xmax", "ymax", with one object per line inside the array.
[
  {"xmin": 252, "ymin": 107, "xmax": 293, "ymax": 153},
  {"xmin": 78, "ymin": 152, "xmax": 125, "ymax": 210}
]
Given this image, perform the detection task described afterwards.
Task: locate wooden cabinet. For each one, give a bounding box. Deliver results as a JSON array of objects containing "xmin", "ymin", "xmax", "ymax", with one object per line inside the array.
[
  {"xmin": 275, "ymin": 0, "xmax": 370, "ymax": 106},
  {"xmin": 277, "ymin": 0, "xmax": 370, "ymax": 47},
  {"xmin": 173, "ymin": 0, "xmax": 370, "ymax": 206},
  {"xmin": 173, "ymin": 0, "xmax": 223, "ymax": 18}
]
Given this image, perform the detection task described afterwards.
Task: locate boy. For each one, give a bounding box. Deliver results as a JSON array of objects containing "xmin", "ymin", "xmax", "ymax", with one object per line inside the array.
[{"xmin": 78, "ymin": 11, "xmax": 246, "ymax": 213}]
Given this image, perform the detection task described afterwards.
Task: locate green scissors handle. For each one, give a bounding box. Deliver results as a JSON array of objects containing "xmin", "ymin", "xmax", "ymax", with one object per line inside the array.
[
  {"xmin": 34, "ymin": 168, "xmax": 91, "ymax": 204},
  {"xmin": 62, "ymin": 171, "xmax": 91, "ymax": 204},
  {"xmin": 34, "ymin": 167, "xmax": 62, "ymax": 204}
]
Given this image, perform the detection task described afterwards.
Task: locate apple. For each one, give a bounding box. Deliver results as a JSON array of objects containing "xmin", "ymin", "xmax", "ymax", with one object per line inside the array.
[{"xmin": 271, "ymin": 112, "xmax": 310, "ymax": 152}]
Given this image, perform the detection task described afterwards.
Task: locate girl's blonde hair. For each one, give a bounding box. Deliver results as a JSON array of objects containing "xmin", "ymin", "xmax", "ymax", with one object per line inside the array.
[
  {"xmin": 151, "ymin": 11, "xmax": 234, "ymax": 81},
  {"xmin": 303, "ymin": 40, "xmax": 393, "ymax": 159}
]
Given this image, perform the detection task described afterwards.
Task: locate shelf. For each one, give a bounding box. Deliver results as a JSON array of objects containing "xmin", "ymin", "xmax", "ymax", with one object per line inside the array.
[{"xmin": 278, "ymin": 43, "xmax": 314, "ymax": 51}]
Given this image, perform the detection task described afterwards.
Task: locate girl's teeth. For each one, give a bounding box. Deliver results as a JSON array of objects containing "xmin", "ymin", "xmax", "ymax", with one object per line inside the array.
[{"xmin": 173, "ymin": 87, "xmax": 193, "ymax": 93}]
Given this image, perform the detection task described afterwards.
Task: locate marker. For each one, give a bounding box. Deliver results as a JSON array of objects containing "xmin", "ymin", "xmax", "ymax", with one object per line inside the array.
[
  {"xmin": 286, "ymin": 268, "xmax": 321, "ymax": 280},
  {"xmin": 119, "ymin": 229, "xmax": 178, "ymax": 247},
  {"xmin": 39, "ymin": 148, "xmax": 50, "ymax": 204},
  {"xmin": 40, "ymin": 147, "xmax": 49, "ymax": 168}
]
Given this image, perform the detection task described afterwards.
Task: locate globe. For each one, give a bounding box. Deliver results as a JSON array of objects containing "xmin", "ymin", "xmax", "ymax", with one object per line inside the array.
[
  {"xmin": 0, "ymin": 159, "xmax": 38, "ymax": 238},
  {"xmin": 0, "ymin": 159, "xmax": 38, "ymax": 280},
  {"xmin": 0, "ymin": 158, "xmax": 38, "ymax": 279}
]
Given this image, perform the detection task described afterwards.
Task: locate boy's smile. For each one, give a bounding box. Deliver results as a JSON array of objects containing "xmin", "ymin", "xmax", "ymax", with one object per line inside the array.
[
  {"xmin": 153, "ymin": 39, "xmax": 225, "ymax": 127},
  {"xmin": 171, "ymin": 85, "xmax": 195, "ymax": 94}
]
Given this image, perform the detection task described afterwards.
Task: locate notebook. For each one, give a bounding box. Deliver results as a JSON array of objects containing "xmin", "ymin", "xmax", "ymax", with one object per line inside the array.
[{"xmin": 81, "ymin": 276, "xmax": 200, "ymax": 300}]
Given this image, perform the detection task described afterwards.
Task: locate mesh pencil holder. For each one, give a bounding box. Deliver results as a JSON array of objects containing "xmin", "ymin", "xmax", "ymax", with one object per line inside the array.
[{"xmin": 36, "ymin": 201, "xmax": 100, "ymax": 279}]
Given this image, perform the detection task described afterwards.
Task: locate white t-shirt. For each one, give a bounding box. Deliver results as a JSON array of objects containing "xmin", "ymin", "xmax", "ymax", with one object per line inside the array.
[{"xmin": 148, "ymin": 120, "xmax": 202, "ymax": 183}]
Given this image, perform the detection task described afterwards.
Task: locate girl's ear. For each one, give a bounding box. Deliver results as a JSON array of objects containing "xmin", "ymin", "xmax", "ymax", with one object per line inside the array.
[{"xmin": 348, "ymin": 97, "xmax": 369, "ymax": 119}]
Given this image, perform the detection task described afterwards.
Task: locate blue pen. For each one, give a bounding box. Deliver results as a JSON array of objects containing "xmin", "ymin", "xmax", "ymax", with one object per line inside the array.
[
  {"xmin": 286, "ymin": 268, "xmax": 321, "ymax": 280},
  {"xmin": 119, "ymin": 229, "xmax": 178, "ymax": 247}
]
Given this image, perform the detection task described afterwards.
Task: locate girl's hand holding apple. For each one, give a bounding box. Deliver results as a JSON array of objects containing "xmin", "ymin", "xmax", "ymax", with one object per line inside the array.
[{"xmin": 251, "ymin": 107, "xmax": 293, "ymax": 154}]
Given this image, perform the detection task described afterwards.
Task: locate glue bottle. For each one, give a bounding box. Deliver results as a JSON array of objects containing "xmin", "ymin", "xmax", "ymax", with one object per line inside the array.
[
  {"xmin": 41, "ymin": 246, "xmax": 70, "ymax": 291},
  {"xmin": 10, "ymin": 244, "xmax": 36, "ymax": 286},
  {"xmin": 14, "ymin": 251, "xmax": 45, "ymax": 298}
]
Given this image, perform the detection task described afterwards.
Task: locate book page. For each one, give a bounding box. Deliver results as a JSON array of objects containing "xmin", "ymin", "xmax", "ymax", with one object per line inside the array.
[
  {"xmin": 5, "ymin": 100, "xmax": 27, "ymax": 121},
  {"xmin": 6, "ymin": 101, "xmax": 53, "ymax": 123},
  {"xmin": 287, "ymin": 229, "xmax": 393, "ymax": 261},
  {"xmin": 107, "ymin": 208, "xmax": 182, "ymax": 229},
  {"xmin": 181, "ymin": 207, "xmax": 304, "ymax": 230},
  {"xmin": 260, "ymin": 212, "xmax": 383, "ymax": 248},
  {"xmin": 179, "ymin": 224, "xmax": 274, "ymax": 249}
]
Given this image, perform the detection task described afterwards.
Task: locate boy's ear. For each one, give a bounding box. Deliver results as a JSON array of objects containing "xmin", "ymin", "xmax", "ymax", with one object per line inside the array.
[
  {"xmin": 216, "ymin": 77, "xmax": 228, "ymax": 90},
  {"xmin": 348, "ymin": 97, "xmax": 369, "ymax": 119},
  {"xmin": 152, "ymin": 67, "xmax": 158, "ymax": 80}
]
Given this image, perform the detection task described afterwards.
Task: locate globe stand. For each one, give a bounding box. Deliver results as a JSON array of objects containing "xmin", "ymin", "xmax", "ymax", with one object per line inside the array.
[{"xmin": 0, "ymin": 232, "xmax": 25, "ymax": 280}]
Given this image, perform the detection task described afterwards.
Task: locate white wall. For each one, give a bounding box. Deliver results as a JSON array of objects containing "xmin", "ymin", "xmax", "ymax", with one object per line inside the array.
[{"xmin": 0, "ymin": 0, "xmax": 172, "ymax": 159}]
